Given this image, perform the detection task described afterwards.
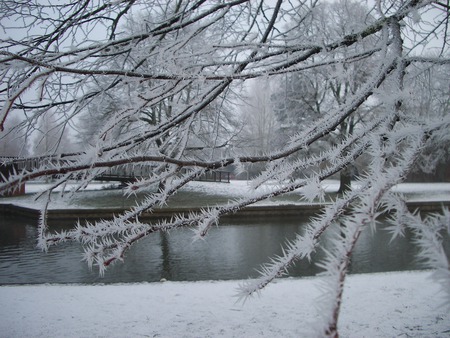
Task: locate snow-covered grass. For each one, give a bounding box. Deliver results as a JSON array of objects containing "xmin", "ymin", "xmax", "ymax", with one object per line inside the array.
[{"xmin": 1, "ymin": 270, "xmax": 448, "ymax": 337}]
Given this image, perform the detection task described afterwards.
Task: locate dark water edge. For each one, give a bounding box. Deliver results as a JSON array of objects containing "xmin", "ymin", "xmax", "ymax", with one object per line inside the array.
[{"xmin": 0, "ymin": 212, "xmax": 448, "ymax": 285}]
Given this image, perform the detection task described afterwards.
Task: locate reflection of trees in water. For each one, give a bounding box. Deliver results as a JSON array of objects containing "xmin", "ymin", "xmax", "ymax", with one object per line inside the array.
[
  {"xmin": 349, "ymin": 223, "xmax": 419, "ymax": 274},
  {"xmin": 160, "ymin": 232, "xmax": 173, "ymax": 281},
  {"xmin": 0, "ymin": 215, "xmax": 28, "ymax": 245}
]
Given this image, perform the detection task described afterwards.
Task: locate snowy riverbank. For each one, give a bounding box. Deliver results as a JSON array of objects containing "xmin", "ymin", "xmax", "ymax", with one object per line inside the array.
[
  {"xmin": 1, "ymin": 270, "xmax": 449, "ymax": 337},
  {"xmin": 3, "ymin": 180, "xmax": 450, "ymax": 210}
]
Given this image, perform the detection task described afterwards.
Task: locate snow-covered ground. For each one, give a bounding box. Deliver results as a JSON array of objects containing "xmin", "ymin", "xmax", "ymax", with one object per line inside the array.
[{"xmin": 1, "ymin": 270, "xmax": 448, "ymax": 337}]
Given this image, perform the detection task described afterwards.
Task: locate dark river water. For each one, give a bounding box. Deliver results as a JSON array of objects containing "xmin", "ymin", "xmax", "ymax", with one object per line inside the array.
[{"xmin": 0, "ymin": 213, "xmax": 443, "ymax": 284}]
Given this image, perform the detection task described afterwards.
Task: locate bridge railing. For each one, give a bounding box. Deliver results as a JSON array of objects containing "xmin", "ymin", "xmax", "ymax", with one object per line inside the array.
[
  {"xmin": 96, "ymin": 166, "xmax": 230, "ymax": 183},
  {"xmin": 196, "ymin": 170, "xmax": 230, "ymax": 183}
]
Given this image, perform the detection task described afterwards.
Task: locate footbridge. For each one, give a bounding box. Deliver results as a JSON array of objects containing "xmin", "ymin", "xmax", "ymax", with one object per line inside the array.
[
  {"xmin": 95, "ymin": 167, "xmax": 231, "ymax": 184},
  {"xmin": 1, "ymin": 156, "xmax": 230, "ymax": 196}
]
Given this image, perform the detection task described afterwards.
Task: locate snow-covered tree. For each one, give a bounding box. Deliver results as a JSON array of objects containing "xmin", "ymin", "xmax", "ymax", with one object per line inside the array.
[
  {"xmin": 0, "ymin": 114, "xmax": 28, "ymax": 157},
  {"xmin": 403, "ymin": 62, "xmax": 450, "ymax": 178},
  {"xmin": 271, "ymin": 0, "xmax": 379, "ymax": 193},
  {"xmin": 33, "ymin": 111, "xmax": 74, "ymax": 156},
  {"xmin": 235, "ymin": 79, "xmax": 281, "ymax": 177},
  {"xmin": 1, "ymin": 1, "xmax": 449, "ymax": 336}
]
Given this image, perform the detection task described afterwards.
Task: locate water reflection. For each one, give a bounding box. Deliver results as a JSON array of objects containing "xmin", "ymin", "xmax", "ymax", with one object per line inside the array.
[{"xmin": 0, "ymin": 213, "xmax": 446, "ymax": 284}]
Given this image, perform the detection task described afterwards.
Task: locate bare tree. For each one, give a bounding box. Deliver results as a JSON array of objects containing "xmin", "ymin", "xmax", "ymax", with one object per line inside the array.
[{"xmin": 1, "ymin": 1, "xmax": 449, "ymax": 336}]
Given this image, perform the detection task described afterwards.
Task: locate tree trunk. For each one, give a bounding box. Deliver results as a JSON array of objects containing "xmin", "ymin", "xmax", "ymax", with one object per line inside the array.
[{"xmin": 337, "ymin": 165, "xmax": 353, "ymax": 195}]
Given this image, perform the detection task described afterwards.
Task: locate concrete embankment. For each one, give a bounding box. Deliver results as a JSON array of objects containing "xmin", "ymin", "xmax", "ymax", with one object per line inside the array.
[{"xmin": 1, "ymin": 200, "xmax": 449, "ymax": 224}]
